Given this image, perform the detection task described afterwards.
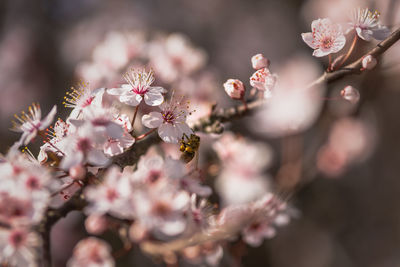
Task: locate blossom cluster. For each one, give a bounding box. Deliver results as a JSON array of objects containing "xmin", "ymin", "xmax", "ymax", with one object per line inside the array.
[{"xmin": 0, "ymin": 4, "xmax": 391, "ymax": 265}]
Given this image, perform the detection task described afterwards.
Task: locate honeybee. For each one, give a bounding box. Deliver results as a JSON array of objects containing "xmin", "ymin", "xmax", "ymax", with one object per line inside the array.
[{"xmin": 179, "ymin": 133, "xmax": 200, "ymax": 163}]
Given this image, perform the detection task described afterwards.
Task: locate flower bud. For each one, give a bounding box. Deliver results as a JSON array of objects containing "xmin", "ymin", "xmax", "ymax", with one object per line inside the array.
[
  {"xmin": 223, "ymin": 79, "xmax": 245, "ymax": 100},
  {"xmin": 361, "ymin": 55, "xmax": 377, "ymax": 70},
  {"xmin": 251, "ymin": 53, "xmax": 270, "ymax": 70},
  {"xmin": 340, "ymin": 85, "xmax": 360, "ymax": 104},
  {"xmin": 69, "ymin": 164, "xmax": 86, "ymax": 180},
  {"xmin": 85, "ymin": 214, "xmax": 108, "ymax": 235}
]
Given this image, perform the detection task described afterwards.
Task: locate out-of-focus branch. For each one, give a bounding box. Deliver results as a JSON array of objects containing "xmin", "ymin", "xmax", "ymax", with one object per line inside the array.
[
  {"xmin": 36, "ymin": 187, "xmax": 87, "ymax": 267},
  {"xmin": 194, "ymin": 27, "xmax": 400, "ymax": 133}
]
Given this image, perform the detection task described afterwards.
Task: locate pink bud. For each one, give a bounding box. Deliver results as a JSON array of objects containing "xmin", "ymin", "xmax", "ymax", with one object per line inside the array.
[
  {"xmin": 251, "ymin": 53, "xmax": 270, "ymax": 70},
  {"xmin": 69, "ymin": 164, "xmax": 86, "ymax": 180},
  {"xmin": 361, "ymin": 55, "xmax": 377, "ymax": 70},
  {"xmin": 223, "ymin": 79, "xmax": 245, "ymax": 100},
  {"xmin": 340, "ymin": 86, "xmax": 360, "ymax": 104},
  {"xmin": 85, "ymin": 214, "xmax": 108, "ymax": 234}
]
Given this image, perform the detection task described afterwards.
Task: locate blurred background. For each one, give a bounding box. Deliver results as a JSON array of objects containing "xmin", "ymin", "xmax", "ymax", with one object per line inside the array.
[{"xmin": 1, "ymin": 0, "xmax": 400, "ymax": 266}]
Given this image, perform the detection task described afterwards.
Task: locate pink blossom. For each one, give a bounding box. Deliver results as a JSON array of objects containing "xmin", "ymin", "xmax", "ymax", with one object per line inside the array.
[
  {"xmin": 302, "ymin": 18, "xmax": 346, "ymax": 57},
  {"xmin": 249, "ymin": 67, "xmax": 277, "ymax": 97},
  {"xmin": 0, "ymin": 227, "xmax": 41, "ymax": 267},
  {"xmin": 347, "ymin": 7, "xmax": 390, "ymax": 41},
  {"xmin": 85, "ymin": 214, "xmax": 108, "ymax": 235},
  {"xmin": 11, "ymin": 103, "xmax": 57, "ymax": 145},
  {"xmin": 103, "ymin": 114, "xmax": 135, "ymax": 157},
  {"xmin": 64, "ymin": 83, "xmax": 107, "ymax": 120},
  {"xmin": 223, "ymin": 79, "xmax": 245, "ymax": 100},
  {"xmin": 362, "ymin": 55, "xmax": 377, "ymax": 70},
  {"xmin": 67, "ymin": 237, "xmax": 114, "ymax": 267},
  {"xmin": 340, "ymin": 85, "xmax": 360, "ymax": 104},
  {"xmin": 133, "ymin": 187, "xmax": 190, "ymax": 237},
  {"xmin": 251, "ymin": 53, "xmax": 270, "ymax": 70},
  {"xmin": 107, "ymin": 69, "xmax": 164, "ymax": 106},
  {"xmin": 85, "ymin": 166, "xmax": 134, "ymax": 219},
  {"xmin": 141, "ymin": 96, "xmax": 193, "ymax": 144}
]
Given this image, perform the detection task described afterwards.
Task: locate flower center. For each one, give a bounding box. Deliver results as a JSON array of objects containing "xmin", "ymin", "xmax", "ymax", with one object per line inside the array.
[
  {"xmin": 321, "ymin": 37, "xmax": 333, "ymax": 49},
  {"xmin": 77, "ymin": 138, "xmax": 92, "ymax": 152},
  {"xmin": 162, "ymin": 111, "xmax": 175, "ymax": 124},
  {"xmin": 9, "ymin": 230, "xmax": 25, "ymax": 248}
]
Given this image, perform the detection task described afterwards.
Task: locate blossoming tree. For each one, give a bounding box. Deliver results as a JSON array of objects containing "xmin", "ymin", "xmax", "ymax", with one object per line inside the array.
[{"xmin": 0, "ymin": 5, "xmax": 399, "ymax": 267}]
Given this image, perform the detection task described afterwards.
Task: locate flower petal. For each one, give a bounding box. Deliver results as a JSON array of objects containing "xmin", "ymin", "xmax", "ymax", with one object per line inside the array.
[
  {"xmin": 301, "ymin": 32, "xmax": 317, "ymax": 49},
  {"xmin": 107, "ymin": 87, "xmax": 130, "ymax": 96},
  {"xmin": 158, "ymin": 124, "xmax": 179, "ymax": 143},
  {"xmin": 120, "ymin": 94, "xmax": 141, "ymax": 106},
  {"xmin": 142, "ymin": 112, "xmax": 163, "ymax": 128},
  {"xmin": 144, "ymin": 91, "xmax": 164, "ymax": 106}
]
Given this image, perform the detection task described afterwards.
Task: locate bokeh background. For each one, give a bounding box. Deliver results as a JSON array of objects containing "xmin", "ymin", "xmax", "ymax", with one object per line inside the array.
[{"xmin": 1, "ymin": 0, "xmax": 400, "ymax": 266}]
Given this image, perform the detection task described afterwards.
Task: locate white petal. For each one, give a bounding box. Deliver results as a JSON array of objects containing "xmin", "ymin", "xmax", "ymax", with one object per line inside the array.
[
  {"xmin": 144, "ymin": 91, "xmax": 164, "ymax": 106},
  {"xmin": 149, "ymin": 86, "xmax": 166, "ymax": 93},
  {"xmin": 142, "ymin": 112, "xmax": 163, "ymax": 128},
  {"xmin": 175, "ymin": 122, "xmax": 192, "ymax": 137},
  {"xmin": 104, "ymin": 142, "xmax": 124, "ymax": 156},
  {"xmin": 60, "ymin": 152, "xmax": 84, "ymax": 170},
  {"xmin": 107, "ymin": 87, "xmax": 130, "ymax": 96},
  {"xmin": 332, "ymin": 35, "xmax": 346, "ymax": 53},
  {"xmin": 87, "ymin": 149, "xmax": 109, "ymax": 166},
  {"xmin": 301, "ymin": 32, "xmax": 317, "ymax": 49},
  {"xmin": 312, "ymin": 48, "xmax": 330, "ymax": 57},
  {"xmin": 160, "ymin": 219, "xmax": 186, "ymax": 236},
  {"xmin": 372, "ymin": 26, "xmax": 391, "ymax": 40},
  {"xmin": 40, "ymin": 105, "xmax": 57, "ymax": 130},
  {"xmin": 106, "ymin": 122, "xmax": 124, "ymax": 139},
  {"xmin": 158, "ymin": 124, "xmax": 180, "ymax": 143},
  {"xmin": 120, "ymin": 94, "xmax": 141, "ymax": 106},
  {"xmin": 356, "ymin": 28, "xmax": 373, "ymax": 41}
]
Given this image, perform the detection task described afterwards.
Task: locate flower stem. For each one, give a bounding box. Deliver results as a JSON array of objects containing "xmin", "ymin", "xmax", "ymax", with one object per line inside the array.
[
  {"xmin": 131, "ymin": 105, "xmax": 140, "ymax": 130},
  {"xmin": 136, "ymin": 128, "xmax": 157, "ymax": 140},
  {"xmin": 335, "ymin": 34, "xmax": 358, "ymax": 70}
]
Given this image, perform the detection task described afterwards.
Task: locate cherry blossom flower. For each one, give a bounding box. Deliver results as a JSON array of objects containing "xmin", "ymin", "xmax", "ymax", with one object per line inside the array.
[
  {"xmin": 249, "ymin": 67, "xmax": 277, "ymax": 97},
  {"xmin": 85, "ymin": 166, "xmax": 133, "ymax": 219},
  {"xmin": 213, "ymin": 133, "xmax": 273, "ymax": 206},
  {"xmin": 85, "ymin": 214, "xmax": 108, "ymax": 235},
  {"xmin": 141, "ymin": 95, "xmax": 193, "ymax": 143},
  {"xmin": 361, "ymin": 55, "xmax": 377, "ymax": 70},
  {"xmin": 103, "ymin": 114, "xmax": 135, "ymax": 157},
  {"xmin": 347, "ymin": 7, "xmax": 390, "ymax": 41},
  {"xmin": 341, "ymin": 85, "xmax": 360, "ymax": 104},
  {"xmin": 223, "ymin": 79, "xmax": 245, "ymax": 100},
  {"xmin": 242, "ymin": 220, "xmax": 276, "ymax": 247},
  {"xmin": 107, "ymin": 69, "xmax": 164, "ymax": 106},
  {"xmin": 60, "ymin": 124, "xmax": 109, "ymax": 169},
  {"xmin": 251, "ymin": 53, "xmax": 270, "ymax": 70},
  {"xmin": 133, "ymin": 187, "xmax": 190, "ymax": 237},
  {"xmin": 69, "ymin": 106, "xmax": 124, "ymax": 140},
  {"xmin": 67, "ymin": 237, "xmax": 114, "ymax": 267},
  {"xmin": 148, "ymin": 33, "xmax": 207, "ymax": 83},
  {"xmin": 302, "ymin": 18, "xmax": 346, "ymax": 57},
  {"xmin": 0, "ymin": 227, "xmax": 41, "ymax": 267},
  {"xmin": 11, "ymin": 103, "xmax": 57, "ymax": 145},
  {"xmin": 63, "ymin": 82, "xmax": 108, "ymax": 119},
  {"xmin": 38, "ymin": 119, "xmax": 70, "ymax": 164}
]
